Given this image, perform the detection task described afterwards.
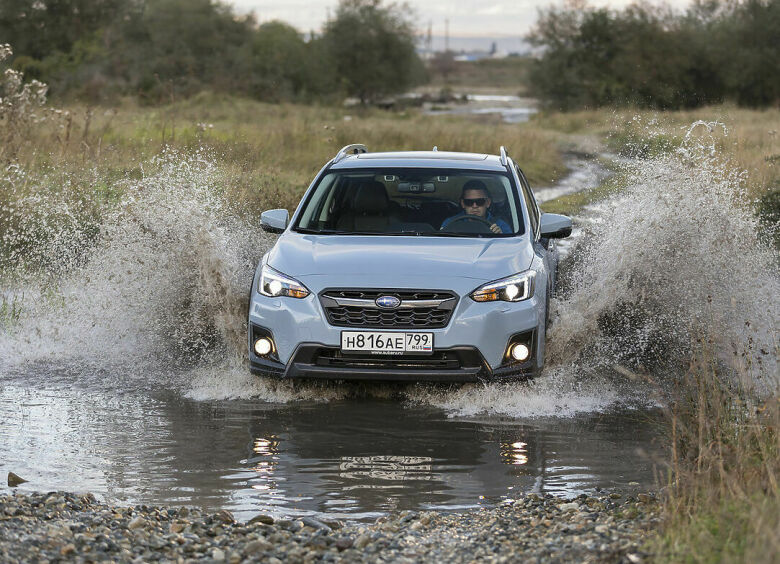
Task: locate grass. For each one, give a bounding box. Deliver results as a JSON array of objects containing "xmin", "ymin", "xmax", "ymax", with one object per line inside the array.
[
  {"xmin": 532, "ymin": 105, "xmax": 780, "ymax": 200},
  {"xmin": 655, "ymin": 346, "xmax": 779, "ymax": 563},
  {"xmin": 11, "ymin": 91, "xmax": 566, "ymax": 217}
]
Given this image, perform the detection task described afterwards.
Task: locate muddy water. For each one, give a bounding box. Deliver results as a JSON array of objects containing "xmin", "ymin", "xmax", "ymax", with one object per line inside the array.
[
  {"xmin": 0, "ymin": 371, "xmax": 664, "ymax": 522},
  {"xmin": 422, "ymin": 94, "xmax": 538, "ymax": 124}
]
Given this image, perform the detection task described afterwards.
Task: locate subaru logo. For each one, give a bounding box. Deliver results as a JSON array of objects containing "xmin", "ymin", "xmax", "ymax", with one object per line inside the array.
[{"xmin": 376, "ymin": 295, "xmax": 401, "ymax": 309}]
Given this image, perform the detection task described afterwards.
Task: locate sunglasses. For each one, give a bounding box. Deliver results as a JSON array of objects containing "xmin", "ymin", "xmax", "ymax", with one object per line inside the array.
[{"xmin": 462, "ymin": 198, "xmax": 488, "ymax": 207}]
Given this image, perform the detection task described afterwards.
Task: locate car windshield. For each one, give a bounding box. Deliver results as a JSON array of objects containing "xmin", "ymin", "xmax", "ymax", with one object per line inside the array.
[{"xmin": 294, "ymin": 168, "xmax": 524, "ymax": 237}]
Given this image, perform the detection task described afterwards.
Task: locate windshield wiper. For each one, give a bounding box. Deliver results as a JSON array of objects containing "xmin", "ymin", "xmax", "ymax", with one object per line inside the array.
[{"xmin": 295, "ymin": 228, "xmax": 350, "ymax": 234}]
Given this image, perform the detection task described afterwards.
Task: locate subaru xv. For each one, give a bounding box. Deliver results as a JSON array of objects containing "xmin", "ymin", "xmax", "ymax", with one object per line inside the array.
[{"xmin": 248, "ymin": 145, "xmax": 572, "ymax": 382}]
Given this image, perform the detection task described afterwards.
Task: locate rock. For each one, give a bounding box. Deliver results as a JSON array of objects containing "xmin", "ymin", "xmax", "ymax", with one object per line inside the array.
[
  {"xmin": 7, "ymin": 472, "xmax": 28, "ymax": 487},
  {"xmin": 244, "ymin": 539, "xmax": 272, "ymax": 555},
  {"xmin": 60, "ymin": 544, "xmax": 76, "ymax": 556},
  {"xmin": 627, "ymin": 554, "xmax": 642, "ymax": 563},
  {"xmin": 354, "ymin": 534, "xmax": 371, "ymax": 549},
  {"xmin": 301, "ymin": 516, "xmax": 332, "ymax": 531},
  {"xmin": 609, "ymin": 493, "xmax": 622, "ymax": 499},
  {"xmin": 595, "ymin": 525, "xmax": 609, "ymax": 534},
  {"xmin": 170, "ymin": 522, "xmax": 185, "ymax": 534},
  {"xmin": 623, "ymin": 507, "xmax": 640, "ymax": 519},
  {"xmin": 335, "ymin": 537, "xmax": 354, "ymax": 551},
  {"xmin": 637, "ymin": 493, "xmax": 653, "ymax": 503},
  {"xmin": 127, "ymin": 516, "xmax": 146, "ymax": 530},
  {"xmin": 212, "ymin": 547, "xmax": 225, "ymax": 561},
  {"xmin": 560, "ymin": 502, "xmax": 579, "ymax": 512},
  {"xmin": 215, "ymin": 509, "xmax": 235, "ymax": 524}
]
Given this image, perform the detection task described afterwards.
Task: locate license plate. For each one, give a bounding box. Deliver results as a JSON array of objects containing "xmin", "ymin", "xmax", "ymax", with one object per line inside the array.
[{"xmin": 341, "ymin": 331, "xmax": 434, "ymax": 355}]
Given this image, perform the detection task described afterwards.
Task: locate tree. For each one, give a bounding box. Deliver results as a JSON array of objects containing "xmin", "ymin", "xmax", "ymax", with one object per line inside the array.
[
  {"xmin": 321, "ymin": 0, "xmax": 424, "ymax": 104},
  {"xmin": 239, "ymin": 21, "xmax": 309, "ymax": 102}
]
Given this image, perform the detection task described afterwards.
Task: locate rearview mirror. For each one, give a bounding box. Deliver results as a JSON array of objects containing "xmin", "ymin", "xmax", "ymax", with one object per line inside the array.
[
  {"xmin": 540, "ymin": 213, "xmax": 572, "ymax": 238},
  {"xmin": 261, "ymin": 209, "xmax": 289, "ymax": 233}
]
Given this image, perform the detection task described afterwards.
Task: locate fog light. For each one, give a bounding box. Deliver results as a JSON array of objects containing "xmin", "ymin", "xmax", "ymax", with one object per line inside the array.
[
  {"xmin": 254, "ymin": 337, "xmax": 273, "ymax": 356},
  {"xmin": 510, "ymin": 343, "xmax": 530, "ymax": 361}
]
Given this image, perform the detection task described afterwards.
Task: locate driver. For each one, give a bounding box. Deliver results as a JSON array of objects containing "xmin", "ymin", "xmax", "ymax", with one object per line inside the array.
[{"xmin": 440, "ymin": 180, "xmax": 510, "ymax": 233}]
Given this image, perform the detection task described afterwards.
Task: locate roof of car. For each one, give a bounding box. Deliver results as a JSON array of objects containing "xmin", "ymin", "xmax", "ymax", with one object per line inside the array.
[{"xmin": 329, "ymin": 151, "xmax": 509, "ymax": 172}]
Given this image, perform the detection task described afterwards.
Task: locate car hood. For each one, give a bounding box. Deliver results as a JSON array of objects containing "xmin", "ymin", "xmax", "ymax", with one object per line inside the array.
[{"xmin": 267, "ymin": 233, "xmax": 535, "ymax": 282}]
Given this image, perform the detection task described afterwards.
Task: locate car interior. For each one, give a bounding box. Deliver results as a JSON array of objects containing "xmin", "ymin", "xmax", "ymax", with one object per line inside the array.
[{"xmin": 307, "ymin": 172, "xmax": 518, "ymax": 235}]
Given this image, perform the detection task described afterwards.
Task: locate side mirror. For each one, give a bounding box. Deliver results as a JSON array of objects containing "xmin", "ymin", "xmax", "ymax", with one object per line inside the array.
[
  {"xmin": 261, "ymin": 209, "xmax": 289, "ymax": 233},
  {"xmin": 540, "ymin": 213, "xmax": 572, "ymax": 238}
]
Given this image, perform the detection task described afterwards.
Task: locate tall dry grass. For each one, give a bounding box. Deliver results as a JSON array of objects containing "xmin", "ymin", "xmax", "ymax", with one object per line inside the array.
[
  {"xmin": 657, "ymin": 341, "xmax": 779, "ymax": 563},
  {"xmin": 8, "ymin": 92, "xmax": 566, "ymax": 218},
  {"xmin": 534, "ymin": 105, "xmax": 780, "ymax": 199}
]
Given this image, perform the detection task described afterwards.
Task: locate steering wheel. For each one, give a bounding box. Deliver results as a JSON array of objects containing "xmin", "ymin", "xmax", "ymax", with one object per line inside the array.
[{"xmin": 441, "ymin": 214, "xmax": 494, "ymax": 234}]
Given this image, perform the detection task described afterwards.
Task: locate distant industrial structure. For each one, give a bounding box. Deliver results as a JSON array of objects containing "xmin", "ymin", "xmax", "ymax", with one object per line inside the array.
[{"xmin": 417, "ymin": 19, "xmax": 530, "ymax": 61}]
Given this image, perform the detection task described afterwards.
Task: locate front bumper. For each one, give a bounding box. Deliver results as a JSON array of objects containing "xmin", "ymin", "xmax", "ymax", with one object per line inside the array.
[
  {"xmin": 248, "ymin": 279, "xmax": 544, "ymax": 382},
  {"xmin": 249, "ymin": 339, "xmax": 538, "ymax": 382}
]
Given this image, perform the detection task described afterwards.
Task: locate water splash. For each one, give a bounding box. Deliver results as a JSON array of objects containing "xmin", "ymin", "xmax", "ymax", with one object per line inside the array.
[
  {"xmin": 548, "ymin": 120, "xmax": 777, "ymax": 395},
  {"xmin": 1, "ymin": 149, "xmax": 270, "ymax": 379}
]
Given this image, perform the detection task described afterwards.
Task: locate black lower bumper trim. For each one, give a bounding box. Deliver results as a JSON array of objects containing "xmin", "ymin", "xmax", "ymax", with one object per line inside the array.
[
  {"xmin": 254, "ymin": 344, "xmax": 535, "ymax": 383},
  {"xmin": 287, "ymin": 365, "xmax": 486, "ymax": 382}
]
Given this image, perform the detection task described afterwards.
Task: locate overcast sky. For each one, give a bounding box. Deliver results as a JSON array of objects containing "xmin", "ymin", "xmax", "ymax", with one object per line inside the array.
[{"xmin": 227, "ymin": 0, "xmax": 694, "ymax": 37}]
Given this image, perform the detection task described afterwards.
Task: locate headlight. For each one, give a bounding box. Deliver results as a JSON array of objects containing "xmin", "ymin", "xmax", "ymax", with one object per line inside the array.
[
  {"xmin": 470, "ymin": 271, "xmax": 535, "ymax": 302},
  {"xmin": 258, "ymin": 264, "xmax": 310, "ymax": 299}
]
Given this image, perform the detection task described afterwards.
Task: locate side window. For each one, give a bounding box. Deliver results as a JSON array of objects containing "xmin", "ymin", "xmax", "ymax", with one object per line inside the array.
[{"xmin": 515, "ymin": 165, "xmax": 539, "ymax": 238}]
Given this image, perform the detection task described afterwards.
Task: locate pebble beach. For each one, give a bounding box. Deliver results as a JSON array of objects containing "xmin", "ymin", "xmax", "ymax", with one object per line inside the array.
[{"xmin": 0, "ymin": 490, "xmax": 659, "ymax": 563}]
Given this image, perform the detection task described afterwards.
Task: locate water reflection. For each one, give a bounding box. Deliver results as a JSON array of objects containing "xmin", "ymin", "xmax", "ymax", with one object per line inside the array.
[
  {"xmin": 0, "ymin": 376, "xmax": 664, "ymax": 522},
  {"xmin": 501, "ymin": 441, "xmax": 529, "ymax": 466}
]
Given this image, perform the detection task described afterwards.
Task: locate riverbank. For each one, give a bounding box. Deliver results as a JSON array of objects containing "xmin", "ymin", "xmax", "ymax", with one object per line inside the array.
[{"xmin": 0, "ymin": 490, "xmax": 659, "ymax": 563}]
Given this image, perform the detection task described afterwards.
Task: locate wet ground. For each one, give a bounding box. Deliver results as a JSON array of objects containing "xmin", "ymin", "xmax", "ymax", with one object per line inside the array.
[
  {"xmin": 0, "ymin": 373, "xmax": 665, "ymax": 522},
  {"xmin": 422, "ymin": 94, "xmax": 538, "ymax": 124}
]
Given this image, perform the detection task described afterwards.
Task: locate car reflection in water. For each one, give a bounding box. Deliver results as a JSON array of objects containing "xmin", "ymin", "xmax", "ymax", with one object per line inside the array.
[
  {"xmin": 0, "ymin": 377, "xmax": 663, "ymax": 523},
  {"xmin": 222, "ymin": 400, "xmax": 662, "ymax": 521}
]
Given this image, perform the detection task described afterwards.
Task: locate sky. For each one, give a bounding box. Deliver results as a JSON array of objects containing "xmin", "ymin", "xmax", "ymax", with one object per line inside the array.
[{"xmin": 227, "ymin": 0, "xmax": 694, "ymax": 38}]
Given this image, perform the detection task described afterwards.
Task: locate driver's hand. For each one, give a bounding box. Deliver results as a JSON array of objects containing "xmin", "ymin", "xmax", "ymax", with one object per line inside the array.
[{"xmin": 490, "ymin": 223, "xmax": 502, "ymax": 234}]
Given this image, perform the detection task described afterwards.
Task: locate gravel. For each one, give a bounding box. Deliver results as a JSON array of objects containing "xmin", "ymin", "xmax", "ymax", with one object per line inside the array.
[{"xmin": 0, "ymin": 490, "xmax": 659, "ymax": 562}]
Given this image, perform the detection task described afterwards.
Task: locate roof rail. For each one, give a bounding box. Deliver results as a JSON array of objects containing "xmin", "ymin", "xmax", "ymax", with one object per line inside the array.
[
  {"xmin": 333, "ymin": 144, "xmax": 368, "ymax": 163},
  {"xmin": 499, "ymin": 146, "xmax": 508, "ymax": 166}
]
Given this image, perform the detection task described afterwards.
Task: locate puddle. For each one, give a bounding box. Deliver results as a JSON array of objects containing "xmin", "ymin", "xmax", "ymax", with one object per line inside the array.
[{"xmin": 0, "ymin": 378, "xmax": 664, "ymax": 522}]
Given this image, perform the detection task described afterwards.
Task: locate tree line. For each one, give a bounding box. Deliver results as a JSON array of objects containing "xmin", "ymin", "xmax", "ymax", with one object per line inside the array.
[
  {"xmin": 0, "ymin": 0, "xmax": 425, "ymax": 104},
  {"xmin": 527, "ymin": 0, "xmax": 780, "ymax": 110}
]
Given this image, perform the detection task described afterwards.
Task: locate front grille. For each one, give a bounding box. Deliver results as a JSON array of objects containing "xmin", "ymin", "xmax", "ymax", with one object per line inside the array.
[{"xmin": 319, "ymin": 289, "xmax": 458, "ymax": 329}]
